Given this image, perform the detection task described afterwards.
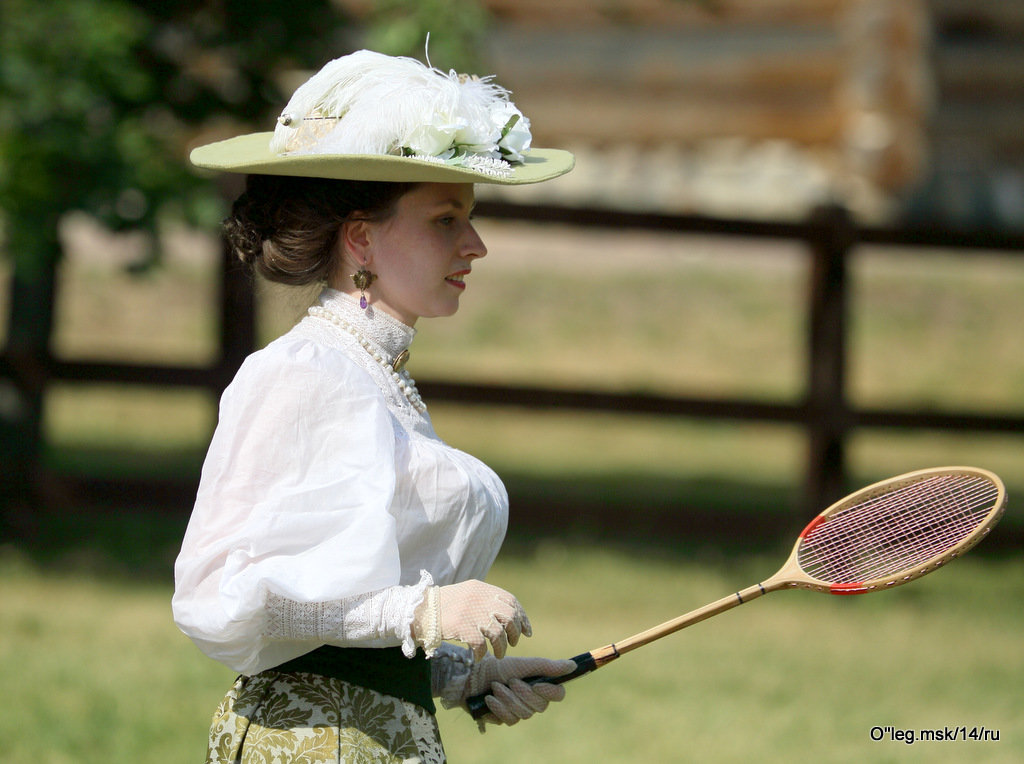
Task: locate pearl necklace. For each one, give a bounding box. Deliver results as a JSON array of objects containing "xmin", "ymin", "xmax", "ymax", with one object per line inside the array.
[{"xmin": 308, "ymin": 305, "xmax": 427, "ymax": 414}]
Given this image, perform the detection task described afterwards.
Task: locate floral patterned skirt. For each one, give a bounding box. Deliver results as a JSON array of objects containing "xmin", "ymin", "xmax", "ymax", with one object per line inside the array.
[{"xmin": 207, "ymin": 671, "xmax": 446, "ymax": 764}]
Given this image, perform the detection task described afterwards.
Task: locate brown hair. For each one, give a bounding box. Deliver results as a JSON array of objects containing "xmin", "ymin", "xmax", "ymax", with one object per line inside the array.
[{"xmin": 224, "ymin": 175, "xmax": 417, "ymax": 285}]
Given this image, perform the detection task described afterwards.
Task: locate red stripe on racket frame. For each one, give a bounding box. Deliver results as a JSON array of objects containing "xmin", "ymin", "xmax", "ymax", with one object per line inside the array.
[
  {"xmin": 799, "ymin": 514, "xmax": 827, "ymax": 538},
  {"xmin": 830, "ymin": 583, "xmax": 870, "ymax": 595}
]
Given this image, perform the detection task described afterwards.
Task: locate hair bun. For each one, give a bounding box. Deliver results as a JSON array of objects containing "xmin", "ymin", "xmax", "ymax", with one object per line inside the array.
[{"xmin": 223, "ymin": 201, "xmax": 265, "ymax": 268}]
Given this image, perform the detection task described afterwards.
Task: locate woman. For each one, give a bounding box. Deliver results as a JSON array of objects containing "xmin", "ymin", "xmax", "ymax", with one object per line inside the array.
[{"xmin": 173, "ymin": 49, "xmax": 577, "ymax": 763}]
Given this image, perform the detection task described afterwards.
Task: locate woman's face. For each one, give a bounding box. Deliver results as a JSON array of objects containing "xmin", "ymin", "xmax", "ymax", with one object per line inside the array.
[{"xmin": 342, "ymin": 182, "xmax": 487, "ymax": 326}]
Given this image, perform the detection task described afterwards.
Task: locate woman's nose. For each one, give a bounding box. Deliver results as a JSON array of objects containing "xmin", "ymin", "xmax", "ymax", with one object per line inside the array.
[{"xmin": 463, "ymin": 223, "xmax": 487, "ymax": 259}]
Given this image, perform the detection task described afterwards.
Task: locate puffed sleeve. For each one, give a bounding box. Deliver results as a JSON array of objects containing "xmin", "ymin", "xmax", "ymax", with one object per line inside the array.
[{"xmin": 172, "ymin": 335, "xmax": 404, "ymax": 673}]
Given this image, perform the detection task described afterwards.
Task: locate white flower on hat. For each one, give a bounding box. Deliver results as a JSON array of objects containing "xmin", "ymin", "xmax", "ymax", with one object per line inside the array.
[
  {"xmin": 270, "ymin": 50, "xmax": 532, "ymax": 178},
  {"xmin": 454, "ymin": 119, "xmax": 502, "ymax": 158},
  {"xmin": 495, "ymin": 104, "xmax": 532, "ymax": 163},
  {"xmin": 405, "ymin": 116, "xmax": 464, "ymax": 159}
]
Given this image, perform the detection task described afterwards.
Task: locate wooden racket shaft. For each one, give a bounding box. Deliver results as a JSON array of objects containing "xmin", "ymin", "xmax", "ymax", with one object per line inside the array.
[{"xmin": 467, "ymin": 466, "xmax": 1005, "ymax": 720}]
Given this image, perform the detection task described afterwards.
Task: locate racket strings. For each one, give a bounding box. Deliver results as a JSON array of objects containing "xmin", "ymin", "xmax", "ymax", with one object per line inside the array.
[{"xmin": 796, "ymin": 474, "xmax": 999, "ymax": 585}]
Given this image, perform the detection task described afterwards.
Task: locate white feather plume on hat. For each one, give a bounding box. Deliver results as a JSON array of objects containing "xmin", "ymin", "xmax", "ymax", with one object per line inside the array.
[
  {"xmin": 189, "ymin": 49, "xmax": 573, "ymax": 185},
  {"xmin": 269, "ymin": 50, "xmax": 531, "ymax": 176}
]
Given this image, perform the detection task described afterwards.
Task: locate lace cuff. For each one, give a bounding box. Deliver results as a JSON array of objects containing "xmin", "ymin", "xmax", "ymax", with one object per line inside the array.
[
  {"xmin": 430, "ymin": 642, "xmax": 475, "ymax": 708},
  {"xmin": 264, "ymin": 570, "xmax": 434, "ymax": 657}
]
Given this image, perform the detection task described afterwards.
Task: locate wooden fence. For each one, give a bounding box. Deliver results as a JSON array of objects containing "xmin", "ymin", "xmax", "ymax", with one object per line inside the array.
[{"xmin": 2, "ymin": 201, "xmax": 1023, "ymax": 524}]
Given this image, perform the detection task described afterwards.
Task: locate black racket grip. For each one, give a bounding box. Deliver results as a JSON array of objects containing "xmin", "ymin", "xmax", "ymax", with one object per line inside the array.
[{"xmin": 466, "ymin": 652, "xmax": 597, "ymax": 720}]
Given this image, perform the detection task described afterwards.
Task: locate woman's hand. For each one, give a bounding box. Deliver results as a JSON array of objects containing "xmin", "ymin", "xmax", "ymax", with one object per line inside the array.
[
  {"xmin": 413, "ymin": 580, "xmax": 531, "ymax": 659},
  {"xmin": 461, "ymin": 655, "xmax": 576, "ymax": 726}
]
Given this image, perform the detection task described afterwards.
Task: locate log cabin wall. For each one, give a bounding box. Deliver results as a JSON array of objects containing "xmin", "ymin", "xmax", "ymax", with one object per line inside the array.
[
  {"xmin": 914, "ymin": 0, "xmax": 1024, "ymax": 227},
  {"xmin": 457, "ymin": 0, "xmax": 1021, "ymax": 228}
]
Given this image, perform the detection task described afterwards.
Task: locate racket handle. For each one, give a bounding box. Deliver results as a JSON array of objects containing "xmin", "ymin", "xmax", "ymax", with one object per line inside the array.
[{"xmin": 466, "ymin": 652, "xmax": 597, "ymax": 720}]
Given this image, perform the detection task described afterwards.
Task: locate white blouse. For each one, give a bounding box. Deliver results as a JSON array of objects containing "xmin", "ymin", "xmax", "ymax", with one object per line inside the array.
[{"xmin": 172, "ymin": 289, "xmax": 509, "ymax": 674}]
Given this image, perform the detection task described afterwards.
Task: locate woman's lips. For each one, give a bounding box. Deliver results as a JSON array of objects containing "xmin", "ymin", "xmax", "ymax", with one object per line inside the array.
[{"xmin": 445, "ymin": 270, "xmax": 470, "ymax": 289}]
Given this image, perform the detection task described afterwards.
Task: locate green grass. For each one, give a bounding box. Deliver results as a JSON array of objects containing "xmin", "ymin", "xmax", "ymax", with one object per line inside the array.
[
  {"xmin": 2, "ymin": 538, "xmax": 1022, "ymax": 763},
  {"xmin": 0, "ymin": 548, "xmax": 234, "ymax": 764},
  {"xmin": 851, "ymin": 247, "xmax": 1024, "ymax": 413}
]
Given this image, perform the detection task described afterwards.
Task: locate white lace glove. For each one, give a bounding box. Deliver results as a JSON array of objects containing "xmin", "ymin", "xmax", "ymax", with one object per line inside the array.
[
  {"xmin": 412, "ymin": 580, "xmax": 531, "ymax": 660},
  {"xmin": 432, "ymin": 644, "xmax": 575, "ymax": 727}
]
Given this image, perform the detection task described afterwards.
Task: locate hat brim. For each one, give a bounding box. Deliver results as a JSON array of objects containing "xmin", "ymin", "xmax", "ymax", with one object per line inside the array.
[{"xmin": 190, "ymin": 132, "xmax": 574, "ymax": 185}]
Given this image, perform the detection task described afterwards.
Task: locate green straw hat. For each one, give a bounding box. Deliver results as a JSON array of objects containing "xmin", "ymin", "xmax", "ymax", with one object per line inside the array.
[{"xmin": 190, "ymin": 50, "xmax": 574, "ymax": 186}]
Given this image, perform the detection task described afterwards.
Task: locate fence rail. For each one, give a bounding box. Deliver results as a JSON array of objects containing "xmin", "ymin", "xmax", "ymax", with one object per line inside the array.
[{"xmin": 3, "ymin": 201, "xmax": 1023, "ymax": 522}]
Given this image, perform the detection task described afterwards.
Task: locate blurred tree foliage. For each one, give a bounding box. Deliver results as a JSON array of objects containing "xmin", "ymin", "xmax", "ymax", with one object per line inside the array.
[
  {"xmin": 360, "ymin": 0, "xmax": 491, "ymax": 74},
  {"xmin": 0, "ymin": 0, "xmax": 351, "ymax": 271}
]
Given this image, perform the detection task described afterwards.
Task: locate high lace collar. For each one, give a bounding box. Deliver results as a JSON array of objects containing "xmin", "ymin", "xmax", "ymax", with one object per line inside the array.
[{"xmin": 316, "ymin": 288, "xmax": 416, "ymax": 366}]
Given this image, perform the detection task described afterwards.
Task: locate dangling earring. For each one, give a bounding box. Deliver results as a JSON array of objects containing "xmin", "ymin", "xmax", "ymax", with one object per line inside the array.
[{"xmin": 352, "ymin": 267, "xmax": 377, "ymax": 309}]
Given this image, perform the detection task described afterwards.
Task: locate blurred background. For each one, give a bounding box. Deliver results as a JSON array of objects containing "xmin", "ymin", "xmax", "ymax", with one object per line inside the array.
[{"xmin": 1, "ymin": 1, "xmax": 1022, "ymax": 762}]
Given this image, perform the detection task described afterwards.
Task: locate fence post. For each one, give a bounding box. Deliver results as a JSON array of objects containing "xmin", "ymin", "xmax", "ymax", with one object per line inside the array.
[
  {"xmin": 804, "ymin": 204, "xmax": 855, "ymax": 514},
  {"xmin": 215, "ymin": 236, "xmax": 256, "ymax": 393},
  {"xmin": 0, "ymin": 218, "xmax": 60, "ymax": 536}
]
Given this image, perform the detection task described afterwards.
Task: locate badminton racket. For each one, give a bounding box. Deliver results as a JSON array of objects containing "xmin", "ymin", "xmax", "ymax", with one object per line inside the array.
[{"xmin": 467, "ymin": 465, "xmax": 1006, "ymax": 719}]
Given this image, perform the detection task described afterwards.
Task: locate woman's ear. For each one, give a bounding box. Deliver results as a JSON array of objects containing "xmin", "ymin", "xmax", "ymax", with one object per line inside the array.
[{"xmin": 339, "ymin": 218, "xmax": 373, "ymax": 266}]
